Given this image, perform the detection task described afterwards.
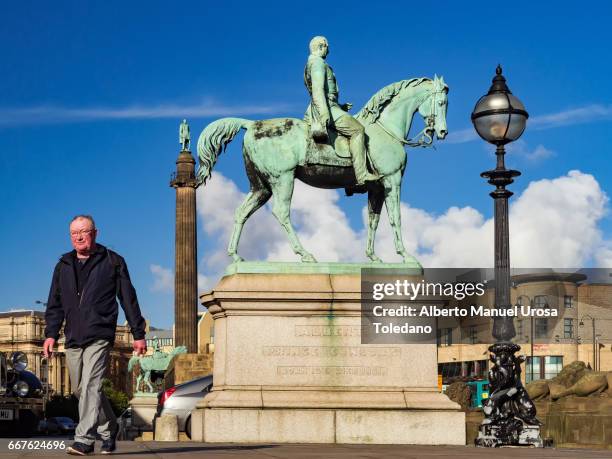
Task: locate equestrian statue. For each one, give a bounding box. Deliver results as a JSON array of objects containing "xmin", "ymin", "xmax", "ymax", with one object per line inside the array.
[
  {"xmin": 128, "ymin": 339, "xmax": 187, "ymax": 393},
  {"xmin": 196, "ymin": 36, "xmax": 449, "ymax": 263}
]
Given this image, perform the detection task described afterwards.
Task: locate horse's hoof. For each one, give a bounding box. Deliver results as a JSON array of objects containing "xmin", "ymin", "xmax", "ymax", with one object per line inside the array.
[
  {"xmin": 369, "ymin": 257, "xmax": 383, "ymax": 264},
  {"xmin": 230, "ymin": 254, "xmax": 244, "ymax": 263},
  {"xmin": 301, "ymin": 254, "xmax": 317, "ymax": 263}
]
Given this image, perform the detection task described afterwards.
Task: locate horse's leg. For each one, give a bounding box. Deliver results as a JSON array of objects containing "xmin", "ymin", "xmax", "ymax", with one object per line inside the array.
[
  {"xmin": 270, "ymin": 173, "xmax": 317, "ymax": 262},
  {"xmin": 228, "ymin": 185, "xmax": 272, "ymax": 262},
  {"xmin": 366, "ymin": 183, "xmax": 385, "ymax": 263},
  {"xmin": 145, "ymin": 371, "xmax": 153, "ymax": 393},
  {"xmin": 382, "ymin": 172, "xmax": 411, "ymax": 262}
]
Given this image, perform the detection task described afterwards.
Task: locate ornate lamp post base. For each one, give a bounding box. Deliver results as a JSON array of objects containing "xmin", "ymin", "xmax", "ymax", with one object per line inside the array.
[{"xmin": 475, "ymin": 342, "xmax": 547, "ymax": 448}]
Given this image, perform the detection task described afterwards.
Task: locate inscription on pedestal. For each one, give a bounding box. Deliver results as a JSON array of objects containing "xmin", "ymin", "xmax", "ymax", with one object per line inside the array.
[
  {"xmin": 295, "ymin": 325, "xmax": 361, "ymax": 337},
  {"xmin": 263, "ymin": 346, "xmax": 400, "ymax": 358},
  {"xmin": 277, "ymin": 366, "xmax": 388, "ymax": 376}
]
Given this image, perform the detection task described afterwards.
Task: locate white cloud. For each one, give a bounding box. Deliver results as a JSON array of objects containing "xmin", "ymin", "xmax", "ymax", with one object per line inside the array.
[
  {"xmin": 0, "ymin": 101, "xmax": 294, "ymax": 127},
  {"xmin": 510, "ymin": 170, "xmax": 608, "ymax": 267},
  {"xmin": 594, "ymin": 244, "xmax": 612, "ymax": 268},
  {"xmin": 195, "ymin": 170, "xmax": 610, "ymax": 291},
  {"xmin": 530, "ymin": 104, "xmax": 612, "ymax": 130},
  {"xmin": 150, "ymin": 264, "xmax": 174, "ymax": 293},
  {"xmin": 446, "ymin": 127, "xmax": 478, "ymax": 144},
  {"xmin": 506, "ymin": 140, "xmax": 555, "ymax": 162}
]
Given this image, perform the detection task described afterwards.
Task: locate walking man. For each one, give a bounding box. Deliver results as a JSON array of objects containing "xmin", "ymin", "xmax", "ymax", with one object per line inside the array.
[{"xmin": 43, "ymin": 215, "xmax": 147, "ymax": 455}]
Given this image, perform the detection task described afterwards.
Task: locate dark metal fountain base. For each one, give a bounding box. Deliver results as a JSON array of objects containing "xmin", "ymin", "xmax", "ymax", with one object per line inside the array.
[
  {"xmin": 475, "ymin": 418, "xmax": 545, "ymax": 448},
  {"xmin": 474, "ymin": 342, "xmax": 548, "ymax": 448}
]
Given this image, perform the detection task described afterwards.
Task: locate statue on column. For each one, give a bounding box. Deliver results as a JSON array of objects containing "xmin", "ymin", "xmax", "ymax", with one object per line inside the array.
[{"xmin": 179, "ymin": 119, "xmax": 190, "ymax": 151}]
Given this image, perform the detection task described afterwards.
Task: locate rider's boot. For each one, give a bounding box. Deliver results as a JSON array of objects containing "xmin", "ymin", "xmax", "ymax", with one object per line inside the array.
[{"xmin": 353, "ymin": 149, "xmax": 380, "ymax": 185}]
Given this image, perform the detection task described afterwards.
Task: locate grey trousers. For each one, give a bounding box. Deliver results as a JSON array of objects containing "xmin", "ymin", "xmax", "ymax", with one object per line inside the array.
[{"xmin": 65, "ymin": 339, "xmax": 117, "ymax": 445}]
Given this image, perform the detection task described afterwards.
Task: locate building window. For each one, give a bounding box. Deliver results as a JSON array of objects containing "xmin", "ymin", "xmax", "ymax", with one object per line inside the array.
[
  {"xmin": 544, "ymin": 356, "xmax": 563, "ymax": 379},
  {"xmin": 526, "ymin": 356, "xmax": 563, "ymax": 383},
  {"xmin": 437, "ymin": 328, "xmax": 453, "ymax": 347},
  {"xmin": 469, "ymin": 326, "xmax": 477, "ymax": 344},
  {"xmin": 534, "ymin": 295, "xmax": 547, "ymax": 308},
  {"xmin": 564, "ymin": 318, "xmax": 574, "ymax": 339},
  {"xmin": 535, "ymin": 318, "xmax": 548, "ymax": 339},
  {"xmin": 564, "ymin": 295, "xmax": 573, "ymax": 308},
  {"xmin": 516, "ymin": 319, "xmax": 523, "ymax": 339}
]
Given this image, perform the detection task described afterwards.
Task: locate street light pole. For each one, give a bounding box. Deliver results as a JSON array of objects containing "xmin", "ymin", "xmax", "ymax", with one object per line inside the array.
[
  {"xmin": 473, "ymin": 66, "xmax": 543, "ymax": 448},
  {"xmin": 592, "ymin": 319, "xmax": 596, "ymax": 370},
  {"xmin": 579, "ymin": 315, "xmax": 596, "ymax": 370}
]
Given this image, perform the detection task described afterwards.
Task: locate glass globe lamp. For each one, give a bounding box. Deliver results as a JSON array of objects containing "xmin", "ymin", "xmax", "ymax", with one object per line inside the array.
[{"xmin": 471, "ymin": 65, "xmax": 529, "ymax": 145}]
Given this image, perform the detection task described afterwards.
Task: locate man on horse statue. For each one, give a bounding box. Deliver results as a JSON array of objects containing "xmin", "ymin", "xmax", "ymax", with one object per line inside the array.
[{"xmin": 304, "ymin": 36, "xmax": 379, "ymax": 185}]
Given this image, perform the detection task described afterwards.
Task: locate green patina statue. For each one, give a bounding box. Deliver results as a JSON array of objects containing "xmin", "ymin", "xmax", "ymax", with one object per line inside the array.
[
  {"xmin": 128, "ymin": 339, "xmax": 187, "ymax": 393},
  {"xmin": 196, "ymin": 36, "xmax": 449, "ymax": 264},
  {"xmin": 304, "ymin": 36, "xmax": 379, "ymax": 185},
  {"xmin": 179, "ymin": 119, "xmax": 190, "ymax": 151}
]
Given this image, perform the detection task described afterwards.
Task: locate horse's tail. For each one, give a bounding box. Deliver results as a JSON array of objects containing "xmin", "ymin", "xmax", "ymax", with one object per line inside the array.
[
  {"xmin": 196, "ymin": 117, "xmax": 253, "ymax": 186},
  {"xmin": 127, "ymin": 355, "xmax": 139, "ymax": 373}
]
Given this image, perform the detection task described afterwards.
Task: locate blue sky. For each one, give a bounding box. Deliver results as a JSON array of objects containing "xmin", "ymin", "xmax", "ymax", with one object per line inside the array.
[{"xmin": 1, "ymin": 1, "xmax": 611, "ymax": 328}]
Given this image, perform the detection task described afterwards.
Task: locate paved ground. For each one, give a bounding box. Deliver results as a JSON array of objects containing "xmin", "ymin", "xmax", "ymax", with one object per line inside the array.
[{"xmin": 0, "ymin": 441, "xmax": 610, "ymax": 459}]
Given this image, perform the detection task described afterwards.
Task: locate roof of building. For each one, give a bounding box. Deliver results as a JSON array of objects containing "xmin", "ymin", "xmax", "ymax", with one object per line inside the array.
[
  {"xmin": 0, "ymin": 309, "xmax": 45, "ymax": 318},
  {"xmin": 145, "ymin": 329, "xmax": 173, "ymax": 340}
]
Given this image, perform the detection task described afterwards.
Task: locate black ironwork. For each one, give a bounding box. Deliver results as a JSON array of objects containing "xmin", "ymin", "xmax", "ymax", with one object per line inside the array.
[{"xmin": 473, "ymin": 66, "xmax": 546, "ymax": 448}]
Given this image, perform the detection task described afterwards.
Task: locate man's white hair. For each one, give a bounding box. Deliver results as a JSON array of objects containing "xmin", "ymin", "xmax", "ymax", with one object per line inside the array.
[
  {"xmin": 70, "ymin": 214, "xmax": 96, "ymax": 229},
  {"xmin": 309, "ymin": 36, "xmax": 328, "ymax": 54}
]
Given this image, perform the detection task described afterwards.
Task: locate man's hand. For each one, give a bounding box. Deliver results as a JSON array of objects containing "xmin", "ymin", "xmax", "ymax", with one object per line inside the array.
[
  {"xmin": 341, "ymin": 102, "xmax": 353, "ymax": 112},
  {"xmin": 43, "ymin": 338, "xmax": 55, "ymax": 358},
  {"xmin": 133, "ymin": 339, "xmax": 147, "ymax": 356}
]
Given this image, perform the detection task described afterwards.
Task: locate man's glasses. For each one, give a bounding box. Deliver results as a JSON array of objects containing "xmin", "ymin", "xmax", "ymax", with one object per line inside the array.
[{"xmin": 70, "ymin": 229, "xmax": 95, "ymax": 238}]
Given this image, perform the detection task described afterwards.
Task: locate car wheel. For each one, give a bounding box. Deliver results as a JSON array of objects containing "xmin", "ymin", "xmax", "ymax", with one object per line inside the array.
[{"xmin": 185, "ymin": 416, "xmax": 191, "ymax": 439}]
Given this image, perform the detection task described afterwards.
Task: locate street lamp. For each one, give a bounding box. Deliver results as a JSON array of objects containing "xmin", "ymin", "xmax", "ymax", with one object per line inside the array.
[
  {"xmin": 516, "ymin": 294, "xmax": 549, "ymax": 384},
  {"xmin": 579, "ymin": 315, "xmax": 596, "ymax": 371},
  {"xmin": 472, "ymin": 65, "xmax": 527, "ymax": 341},
  {"xmin": 473, "ymin": 66, "xmax": 543, "ymax": 448}
]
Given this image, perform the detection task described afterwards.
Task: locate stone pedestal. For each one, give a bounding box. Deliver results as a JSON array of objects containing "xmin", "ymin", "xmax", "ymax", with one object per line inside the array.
[
  {"xmin": 191, "ymin": 264, "xmax": 465, "ymax": 444},
  {"xmin": 130, "ymin": 394, "xmax": 158, "ymax": 430},
  {"xmin": 155, "ymin": 414, "xmax": 179, "ymax": 441}
]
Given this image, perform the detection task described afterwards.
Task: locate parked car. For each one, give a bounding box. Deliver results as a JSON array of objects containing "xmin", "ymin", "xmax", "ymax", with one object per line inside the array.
[
  {"xmin": 40, "ymin": 416, "xmax": 76, "ymax": 434},
  {"xmin": 155, "ymin": 375, "xmax": 212, "ymax": 438},
  {"xmin": 0, "ymin": 351, "xmax": 46, "ymax": 437}
]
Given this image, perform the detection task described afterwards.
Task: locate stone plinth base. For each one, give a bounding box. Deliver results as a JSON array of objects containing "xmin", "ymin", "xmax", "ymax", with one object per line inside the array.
[
  {"xmin": 193, "ymin": 267, "xmax": 465, "ymax": 445},
  {"xmin": 192, "ymin": 408, "xmax": 464, "ymax": 444},
  {"xmin": 539, "ymin": 397, "xmax": 612, "ymax": 448},
  {"xmin": 130, "ymin": 394, "xmax": 158, "ymax": 430}
]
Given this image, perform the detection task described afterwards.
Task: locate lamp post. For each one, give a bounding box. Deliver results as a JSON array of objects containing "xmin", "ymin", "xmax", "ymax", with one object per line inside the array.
[
  {"xmin": 472, "ymin": 65, "xmax": 527, "ymax": 339},
  {"xmin": 515, "ymin": 294, "xmax": 550, "ymax": 384},
  {"xmin": 473, "ymin": 66, "xmax": 543, "ymax": 448},
  {"xmin": 579, "ymin": 315, "xmax": 596, "ymax": 370}
]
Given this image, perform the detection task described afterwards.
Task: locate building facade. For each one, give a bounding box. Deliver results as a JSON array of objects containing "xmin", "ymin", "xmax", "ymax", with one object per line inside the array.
[
  {"xmin": 437, "ymin": 273, "xmax": 612, "ymax": 385},
  {"xmin": 0, "ymin": 310, "xmax": 135, "ymax": 396}
]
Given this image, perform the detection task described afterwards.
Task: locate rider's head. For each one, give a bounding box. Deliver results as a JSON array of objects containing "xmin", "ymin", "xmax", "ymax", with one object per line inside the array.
[{"xmin": 309, "ymin": 36, "xmax": 329, "ymax": 58}]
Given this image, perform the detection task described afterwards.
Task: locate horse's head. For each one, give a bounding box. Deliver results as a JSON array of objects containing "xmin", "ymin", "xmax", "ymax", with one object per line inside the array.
[{"xmin": 417, "ymin": 75, "xmax": 449, "ymax": 140}]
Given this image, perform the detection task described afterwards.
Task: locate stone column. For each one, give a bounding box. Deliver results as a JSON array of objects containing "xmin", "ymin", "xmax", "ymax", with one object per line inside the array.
[{"xmin": 170, "ymin": 149, "xmax": 198, "ymax": 353}]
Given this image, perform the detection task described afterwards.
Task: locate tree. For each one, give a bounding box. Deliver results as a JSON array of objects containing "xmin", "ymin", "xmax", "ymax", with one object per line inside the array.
[{"xmin": 102, "ymin": 378, "xmax": 129, "ymax": 416}]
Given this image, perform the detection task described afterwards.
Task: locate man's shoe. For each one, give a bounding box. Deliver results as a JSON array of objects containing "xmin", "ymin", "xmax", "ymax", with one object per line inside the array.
[
  {"xmin": 66, "ymin": 442, "xmax": 94, "ymax": 456},
  {"xmin": 100, "ymin": 436, "xmax": 117, "ymax": 455}
]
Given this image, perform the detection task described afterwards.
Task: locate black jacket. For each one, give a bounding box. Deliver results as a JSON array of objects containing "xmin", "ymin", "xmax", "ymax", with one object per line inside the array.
[{"xmin": 44, "ymin": 243, "xmax": 146, "ymax": 347}]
